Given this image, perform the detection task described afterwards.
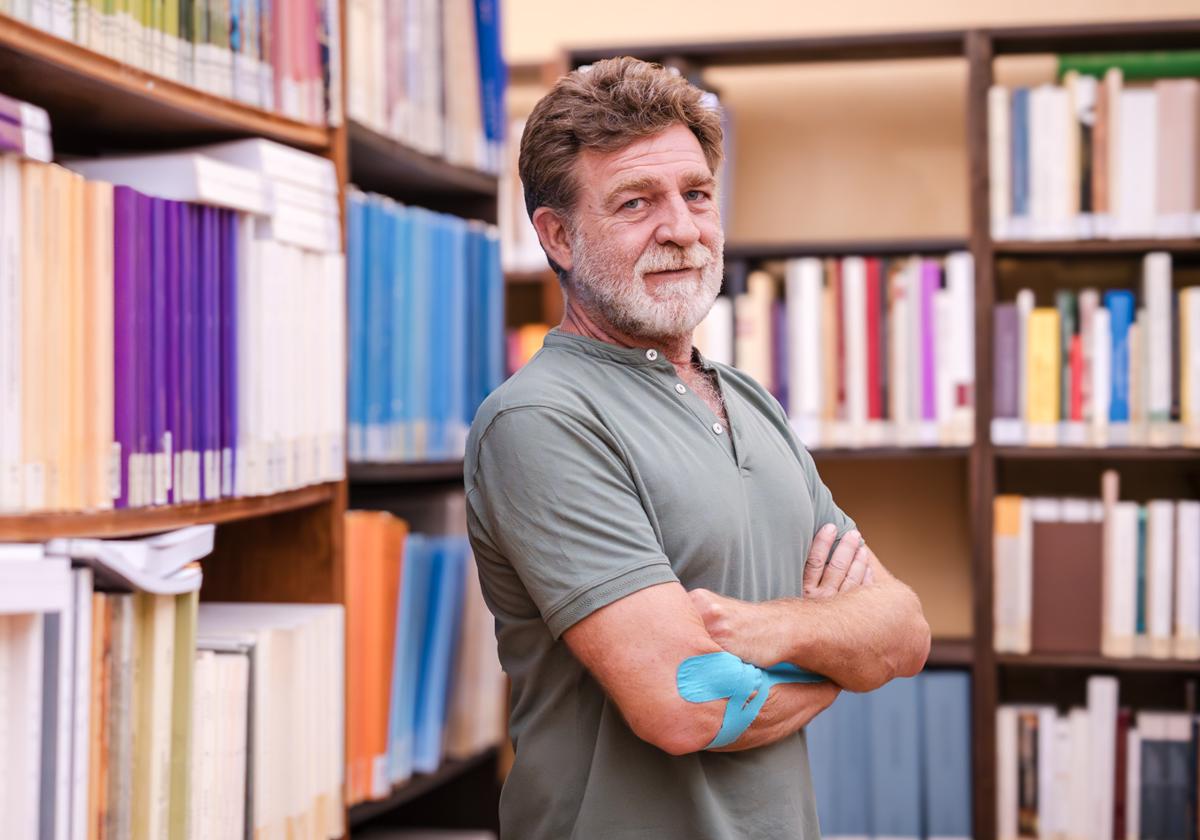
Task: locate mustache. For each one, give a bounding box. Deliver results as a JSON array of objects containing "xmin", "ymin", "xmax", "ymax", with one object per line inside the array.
[{"xmin": 634, "ymin": 243, "xmax": 715, "ymax": 275}]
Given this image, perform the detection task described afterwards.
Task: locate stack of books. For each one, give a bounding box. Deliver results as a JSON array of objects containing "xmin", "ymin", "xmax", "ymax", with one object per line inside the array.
[
  {"xmin": 994, "ymin": 470, "xmax": 1200, "ymax": 660},
  {"xmin": 0, "ymin": 91, "xmax": 52, "ymax": 162},
  {"xmin": 1, "ymin": 136, "xmax": 346, "ymax": 513},
  {"xmin": 1, "ymin": 0, "xmax": 342, "ymax": 124},
  {"xmin": 347, "ymin": 189, "xmax": 504, "ymax": 464},
  {"xmin": 807, "ymin": 670, "xmax": 971, "ymax": 840},
  {"xmin": 997, "ymin": 676, "xmax": 1189, "ymax": 840},
  {"xmin": 992, "ymin": 252, "xmax": 1200, "ymax": 447},
  {"xmin": 343, "ymin": 507, "xmax": 507, "ymax": 806},
  {"xmin": 346, "ymin": 0, "xmax": 505, "ymax": 173},
  {"xmin": 989, "ymin": 58, "xmax": 1200, "ymax": 241}
]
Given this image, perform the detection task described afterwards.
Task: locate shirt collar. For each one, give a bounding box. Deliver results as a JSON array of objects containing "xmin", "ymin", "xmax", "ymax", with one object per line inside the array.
[{"xmin": 543, "ymin": 326, "xmax": 713, "ymax": 371}]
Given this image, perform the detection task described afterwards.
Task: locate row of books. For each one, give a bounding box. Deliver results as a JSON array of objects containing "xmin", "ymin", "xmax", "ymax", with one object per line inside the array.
[
  {"xmin": 0, "ymin": 135, "xmax": 346, "ymax": 513},
  {"xmin": 807, "ymin": 670, "xmax": 971, "ymax": 840},
  {"xmin": 344, "ymin": 508, "xmax": 505, "ymax": 806},
  {"xmin": 988, "ymin": 68, "xmax": 1200, "ymax": 241},
  {"xmin": 698, "ymin": 254, "xmax": 976, "ymax": 449},
  {"xmin": 997, "ymin": 676, "xmax": 1187, "ymax": 840},
  {"xmin": 0, "ymin": 526, "xmax": 344, "ymax": 840},
  {"xmin": 347, "ymin": 190, "xmax": 504, "ymax": 464},
  {"xmin": 346, "ymin": 0, "xmax": 505, "ymax": 173},
  {"xmin": 994, "ymin": 471, "xmax": 1200, "ymax": 660},
  {"xmin": 992, "ymin": 253, "xmax": 1200, "ymax": 448},
  {"xmin": 1, "ymin": 0, "xmax": 343, "ymax": 125}
]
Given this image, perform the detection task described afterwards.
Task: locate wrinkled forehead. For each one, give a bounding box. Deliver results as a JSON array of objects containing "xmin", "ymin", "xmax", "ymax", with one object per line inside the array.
[{"xmin": 574, "ymin": 125, "xmax": 714, "ymax": 203}]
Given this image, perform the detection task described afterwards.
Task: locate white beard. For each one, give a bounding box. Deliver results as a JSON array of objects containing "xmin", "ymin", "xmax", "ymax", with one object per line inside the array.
[{"xmin": 569, "ymin": 229, "xmax": 725, "ymax": 343}]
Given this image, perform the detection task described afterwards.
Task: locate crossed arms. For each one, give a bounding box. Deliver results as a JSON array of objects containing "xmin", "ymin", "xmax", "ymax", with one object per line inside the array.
[{"xmin": 562, "ymin": 524, "xmax": 932, "ymax": 755}]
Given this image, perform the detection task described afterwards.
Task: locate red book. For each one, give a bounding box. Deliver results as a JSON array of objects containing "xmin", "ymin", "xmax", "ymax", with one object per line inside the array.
[
  {"xmin": 1070, "ymin": 333, "xmax": 1084, "ymax": 421},
  {"xmin": 866, "ymin": 258, "xmax": 882, "ymax": 420}
]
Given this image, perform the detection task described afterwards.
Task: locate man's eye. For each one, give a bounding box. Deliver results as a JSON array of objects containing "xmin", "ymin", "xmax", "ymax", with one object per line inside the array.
[
  {"xmin": 686, "ymin": 190, "xmax": 708, "ymax": 201},
  {"xmin": 622, "ymin": 198, "xmax": 643, "ymax": 210}
]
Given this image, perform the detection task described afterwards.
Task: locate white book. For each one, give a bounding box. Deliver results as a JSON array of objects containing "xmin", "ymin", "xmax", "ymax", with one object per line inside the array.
[
  {"xmin": 65, "ymin": 155, "xmax": 268, "ymax": 215},
  {"xmin": 0, "ymin": 550, "xmax": 71, "ymax": 614},
  {"xmin": 1016, "ymin": 498, "xmax": 1035, "ymax": 653},
  {"xmin": 1067, "ymin": 708, "xmax": 1092, "ymax": 840},
  {"xmin": 0, "ymin": 156, "xmax": 22, "ymax": 511},
  {"xmin": 786, "ymin": 258, "xmax": 822, "ymax": 436},
  {"xmin": 1101, "ymin": 68, "xmax": 1124, "ymax": 239},
  {"xmin": 1109, "ymin": 502, "xmax": 1140, "ymax": 657},
  {"xmin": 890, "ymin": 265, "xmax": 910, "ymax": 440},
  {"xmin": 42, "ymin": 563, "xmax": 76, "ymax": 840},
  {"xmin": 1184, "ymin": 289, "xmax": 1200, "ymax": 438},
  {"xmin": 1154, "ymin": 79, "xmax": 1199, "ymax": 237},
  {"xmin": 1078, "ymin": 289, "xmax": 1099, "ymax": 422},
  {"xmin": 1035, "ymin": 705, "xmax": 1058, "ymax": 840},
  {"xmin": 188, "ymin": 138, "xmax": 339, "ymax": 197},
  {"xmin": 1146, "ymin": 500, "xmax": 1176, "ymax": 658},
  {"xmin": 1175, "ymin": 501, "xmax": 1200, "ymax": 659},
  {"xmin": 989, "ymin": 86, "xmax": 1012, "ymax": 240},
  {"xmin": 1030, "ymin": 85, "xmax": 1073, "ymax": 240},
  {"xmin": 1087, "ymin": 676, "xmax": 1118, "ymax": 840},
  {"xmin": 2, "ymin": 612, "xmax": 45, "ymax": 839},
  {"xmin": 45, "ymin": 525, "xmax": 212, "ymax": 594},
  {"xmin": 1049, "ymin": 714, "xmax": 1073, "ymax": 840},
  {"xmin": 1114, "ymin": 88, "xmax": 1158, "ymax": 238},
  {"xmin": 841, "ymin": 257, "xmax": 868, "ymax": 436},
  {"xmin": 934, "ymin": 289, "xmax": 954, "ymax": 436},
  {"xmin": 906, "ymin": 259, "xmax": 924, "ymax": 440},
  {"xmin": 68, "ymin": 569, "xmax": 92, "ymax": 840},
  {"xmin": 1142, "ymin": 253, "xmax": 1173, "ymax": 423},
  {"xmin": 996, "ymin": 707, "xmax": 1018, "ymax": 840},
  {"xmin": 946, "ymin": 252, "xmax": 975, "ymax": 444},
  {"xmin": 1091, "ymin": 306, "xmax": 1112, "ymax": 445}
]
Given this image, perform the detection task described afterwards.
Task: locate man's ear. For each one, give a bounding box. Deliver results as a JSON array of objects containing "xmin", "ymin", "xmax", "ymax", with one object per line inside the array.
[{"xmin": 531, "ymin": 207, "xmax": 574, "ymax": 274}]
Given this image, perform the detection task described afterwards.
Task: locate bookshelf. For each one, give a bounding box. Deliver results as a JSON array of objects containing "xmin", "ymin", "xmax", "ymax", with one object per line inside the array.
[{"xmin": 570, "ymin": 18, "xmax": 1200, "ymax": 840}]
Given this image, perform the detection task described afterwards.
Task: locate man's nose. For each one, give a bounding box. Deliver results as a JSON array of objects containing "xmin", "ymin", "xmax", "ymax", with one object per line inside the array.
[{"xmin": 654, "ymin": 194, "xmax": 701, "ymax": 249}]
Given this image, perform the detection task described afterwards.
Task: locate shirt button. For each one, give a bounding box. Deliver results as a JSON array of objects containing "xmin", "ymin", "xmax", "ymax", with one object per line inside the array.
[
  {"xmin": 674, "ymin": 383, "xmax": 687, "ymax": 395},
  {"xmin": 645, "ymin": 349, "xmax": 658, "ymax": 361},
  {"xmin": 712, "ymin": 422, "xmax": 724, "ymax": 435}
]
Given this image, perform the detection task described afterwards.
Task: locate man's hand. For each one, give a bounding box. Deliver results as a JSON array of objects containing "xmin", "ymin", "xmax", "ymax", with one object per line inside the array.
[{"xmin": 802, "ymin": 523, "xmax": 874, "ymax": 599}]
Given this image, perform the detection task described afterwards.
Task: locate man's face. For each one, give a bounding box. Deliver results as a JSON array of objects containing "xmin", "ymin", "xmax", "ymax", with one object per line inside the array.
[{"xmin": 565, "ymin": 123, "xmax": 725, "ymax": 343}]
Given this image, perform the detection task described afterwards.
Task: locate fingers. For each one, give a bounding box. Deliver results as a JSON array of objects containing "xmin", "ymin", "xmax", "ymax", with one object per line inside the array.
[
  {"xmin": 863, "ymin": 564, "xmax": 876, "ymax": 586},
  {"xmin": 803, "ymin": 523, "xmax": 837, "ymax": 595},
  {"xmin": 816, "ymin": 529, "xmax": 861, "ymax": 595},
  {"xmin": 839, "ymin": 542, "xmax": 870, "ymax": 592}
]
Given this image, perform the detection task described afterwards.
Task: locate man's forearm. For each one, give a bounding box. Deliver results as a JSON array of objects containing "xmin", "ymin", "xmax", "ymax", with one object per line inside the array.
[{"xmin": 709, "ymin": 680, "xmax": 840, "ymax": 752}]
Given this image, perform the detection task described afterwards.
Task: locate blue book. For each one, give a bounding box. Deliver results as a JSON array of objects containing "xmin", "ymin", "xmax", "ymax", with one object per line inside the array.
[
  {"xmin": 1010, "ymin": 88, "xmax": 1030, "ymax": 220},
  {"xmin": 473, "ymin": 0, "xmax": 507, "ymax": 170},
  {"xmin": 835, "ymin": 690, "xmax": 872, "ymax": 839},
  {"xmin": 389, "ymin": 207, "xmax": 412, "ymax": 457},
  {"xmin": 920, "ymin": 672, "xmax": 972, "ymax": 840},
  {"xmin": 365, "ymin": 197, "xmax": 391, "ymax": 459},
  {"xmin": 1105, "ymin": 290, "xmax": 1135, "ymax": 422},
  {"xmin": 347, "ymin": 192, "xmax": 368, "ymax": 459},
  {"xmin": 484, "ymin": 228, "xmax": 505, "ymax": 396},
  {"xmin": 804, "ymin": 692, "xmax": 840, "ymax": 837},
  {"xmin": 868, "ymin": 677, "xmax": 922, "ymax": 840},
  {"xmin": 445, "ymin": 221, "xmax": 468, "ymax": 457},
  {"xmin": 425, "ymin": 215, "xmax": 449, "ymax": 458},
  {"xmin": 414, "ymin": 537, "xmax": 469, "ymax": 772},
  {"xmin": 407, "ymin": 208, "xmax": 432, "ymax": 459},
  {"xmin": 389, "ymin": 533, "xmax": 431, "ymax": 783}
]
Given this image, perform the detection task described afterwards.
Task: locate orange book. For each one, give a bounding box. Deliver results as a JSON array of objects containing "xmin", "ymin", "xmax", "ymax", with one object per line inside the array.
[
  {"xmin": 20, "ymin": 160, "xmax": 47, "ymax": 511},
  {"xmin": 344, "ymin": 510, "xmax": 369, "ymax": 805},
  {"xmin": 372, "ymin": 515, "xmax": 407, "ymax": 797},
  {"xmin": 83, "ymin": 181, "xmax": 115, "ymax": 510}
]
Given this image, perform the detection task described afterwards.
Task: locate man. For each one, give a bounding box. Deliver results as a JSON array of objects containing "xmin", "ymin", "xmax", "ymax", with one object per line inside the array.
[{"xmin": 464, "ymin": 57, "xmax": 931, "ymax": 839}]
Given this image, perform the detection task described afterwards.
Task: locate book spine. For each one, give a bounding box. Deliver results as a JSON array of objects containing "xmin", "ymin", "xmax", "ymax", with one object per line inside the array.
[{"xmin": 220, "ymin": 210, "xmax": 237, "ymax": 497}]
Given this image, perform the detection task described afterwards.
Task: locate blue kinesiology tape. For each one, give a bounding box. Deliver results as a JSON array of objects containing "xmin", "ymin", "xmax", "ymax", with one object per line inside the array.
[{"xmin": 676, "ymin": 651, "xmax": 826, "ymax": 749}]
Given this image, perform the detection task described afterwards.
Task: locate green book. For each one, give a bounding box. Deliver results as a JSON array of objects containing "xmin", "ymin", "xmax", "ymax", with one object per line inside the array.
[
  {"xmin": 1055, "ymin": 290, "xmax": 1077, "ymax": 420},
  {"xmin": 1058, "ymin": 50, "xmax": 1200, "ymax": 81},
  {"xmin": 167, "ymin": 589, "xmax": 198, "ymax": 840}
]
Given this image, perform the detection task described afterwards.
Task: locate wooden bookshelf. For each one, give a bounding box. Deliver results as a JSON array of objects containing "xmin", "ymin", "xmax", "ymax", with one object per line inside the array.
[
  {"xmin": 810, "ymin": 446, "xmax": 970, "ymax": 460},
  {"xmin": 348, "ymin": 460, "xmax": 467, "ymax": 484},
  {"xmin": 0, "ymin": 482, "xmax": 340, "ymax": 541},
  {"xmin": 569, "ymin": 19, "xmax": 1200, "ymax": 840},
  {"xmin": 0, "ymin": 13, "xmax": 332, "ymax": 154},
  {"xmin": 347, "ymin": 748, "xmax": 500, "ymax": 827}
]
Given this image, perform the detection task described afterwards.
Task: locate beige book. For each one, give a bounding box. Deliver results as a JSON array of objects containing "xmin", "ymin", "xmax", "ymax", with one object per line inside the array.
[
  {"xmin": 1100, "ymin": 470, "xmax": 1121, "ymax": 658},
  {"xmin": 42, "ymin": 164, "xmax": 70, "ymax": 510},
  {"xmin": 83, "ymin": 181, "xmax": 115, "ymax": 510},
  {"xmin": 1155, "ymin": 79, "xmax": 1199, "ymax": 237},
  {"xmin": 19, "ymin": 161, "xmax": 47, "ymax": 511},
  {"xmin": 63, "ymin": 168, "xmax": 87, "ymax": 511},
  {"xmin": 131, "ymin": 593, "xmax": 177, "ymax": 840},
  {"xmin": 167, "ymin": 589, "xmax": 198, "ymax": 840},
  {"xmin": 734, "ymin": 270, "xmax": 775, "ymax": 388}
]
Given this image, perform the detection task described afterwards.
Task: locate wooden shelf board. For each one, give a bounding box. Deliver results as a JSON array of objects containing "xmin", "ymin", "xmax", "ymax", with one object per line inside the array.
[
  {"xmin": 994, "ymin": 238, "xmax": 1200, "ymax": 256},
  {"xmin": 0, "ymin": 13, "xmax": 330, "ymax": 153},
  {"xmin": 926, "ymin": 637, "xmax": 975, "ymax": 668},
  {"xmin": 987, "ymin": 19, "xmax": 1200, "ymax": 56},
  {"xmin": 506, "ymin": 268, "xmax": 556, "ymax": 285},
  {"xmin": 347, "ymin": 119, "xmax": 498, "ymax": 200},
  {"xmin": 995, "ymin": 446, "xmax": 1200, "ymax": 461},
  {"xmin": 347, "ymin": 748, "xmax": 498, "ymax": 827},
  {"xmin": 348, "ymin": 460, "xmax": 466, "ymax": 484},
  {"xmin": 725, "ymin": 237, "xmax": 968, "ymax": 261},
  {"xmin": 810, "ymin": 446, "xmax": 971, "ymax": 460},
  {"xmin": 567, "ymin": 29, "xmax": 968, "ymax": 68},
  {"xmin": 0, "ymin": 482, "xmax": 338, "ymax": 541},
  {"xmin": 997, "ymin": 652, "xmax": 1200, "ymax": 674}
]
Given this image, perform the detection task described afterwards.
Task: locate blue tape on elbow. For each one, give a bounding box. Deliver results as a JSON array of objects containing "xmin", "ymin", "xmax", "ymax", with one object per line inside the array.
[{"xmin": 676, "ymin": 652, "xmax": 826, "ymax": 749}]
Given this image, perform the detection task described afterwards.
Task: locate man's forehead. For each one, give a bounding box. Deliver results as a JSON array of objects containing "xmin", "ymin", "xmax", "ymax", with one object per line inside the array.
[{"xmin": 577, "ymin": 125, "xmax": 711, "ymax": 189}]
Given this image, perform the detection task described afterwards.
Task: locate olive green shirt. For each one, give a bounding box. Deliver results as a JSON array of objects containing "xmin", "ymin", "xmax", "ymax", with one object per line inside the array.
[{"xmin": 464, "ymin": 327, "xmax": 856, "ymax": 840}]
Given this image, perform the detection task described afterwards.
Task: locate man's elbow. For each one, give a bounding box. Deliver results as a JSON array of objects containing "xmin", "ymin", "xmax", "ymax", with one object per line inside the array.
[
  {"xmin": 890, "ymin": 588, "xmax": 931, "ymax": 679},
  {"xmin": 630, "ymin": 705, "xmax": 719, "ymax": 756}
]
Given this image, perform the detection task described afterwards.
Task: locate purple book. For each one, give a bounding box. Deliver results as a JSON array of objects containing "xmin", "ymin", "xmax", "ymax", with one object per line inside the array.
[
  {"xmin": 197, "ymin": 207, "xmax": 214, "ymax": 501},
  {"xmin": 920, "ymin": 260, "xmax": 939, "ymax": 422},
  {"xmin": 179, "ymin": 205, "xmax": 197, "ymax": 503},
  {"xmin": 151, "ymin": 197, "xmax": 167, "ymax": 506},
  {"xmin": 112, "ymin": 187, "xmax": 138, "ymax": 509},
  {"xmin": 135, "ymin": 193, "xmax": 154, "ymax": 507},
  {"xmin": 771, "ymin": 298, "xmax": 789, "ymax": 411},
  {"xmin": 993, "ymin": 304, "xmax": 1020, "ymax": 420},
  {"xmin": 164, "ymin": 201, "xmax": 182, "ymax": 505},
  {"xmin": 219, "ymin": 212, "xmax": 238, "ymax": 498}
]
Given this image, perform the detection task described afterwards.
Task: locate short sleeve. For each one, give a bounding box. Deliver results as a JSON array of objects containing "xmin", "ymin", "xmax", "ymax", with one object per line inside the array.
[
  {"xmin": 795, "ymin": 443, "xmax": 858, "ymax": 546},
  {"xmin": 466, "ymin": 406, "xmax": 679, "ymax": 640}
]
